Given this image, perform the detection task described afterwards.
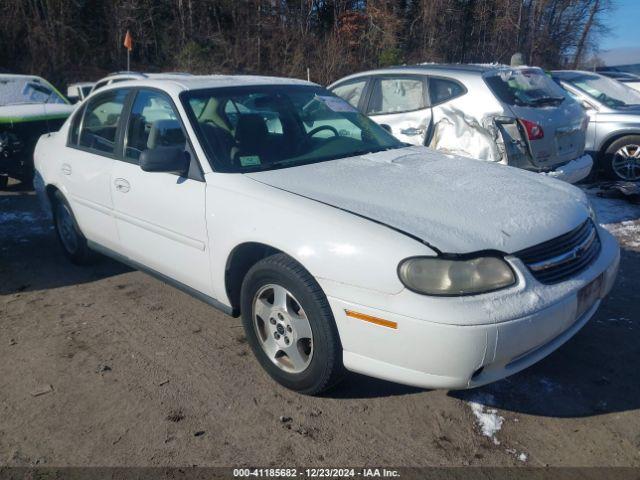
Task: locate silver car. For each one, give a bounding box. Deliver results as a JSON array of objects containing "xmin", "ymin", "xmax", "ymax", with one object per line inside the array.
[
  {"xmin": 329, "ymin": 64, "xmax": 592, "ymax": 183},
  {"xmin": 552, "ymin": 70, "xmax": 640, "ymax": 181}
]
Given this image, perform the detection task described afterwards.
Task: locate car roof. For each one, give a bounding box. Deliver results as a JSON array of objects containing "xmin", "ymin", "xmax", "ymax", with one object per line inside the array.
[
  {"xmin": 0, "ymin": 73, "xmax": 46, "ymax": 82},
  {"xmin": 96, "ymin": 74, "xmax": 317, "ymax": 94},
  {"xmin": 329, "ymin": 63, "xmax": 542, "ymax": 86},
  {"xmin": 550, "ymin": 70, "xmax": 601, "ymax": 80}
]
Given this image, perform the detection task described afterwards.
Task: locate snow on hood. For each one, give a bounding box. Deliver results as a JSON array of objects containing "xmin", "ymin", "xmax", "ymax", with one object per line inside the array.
[
  {"xmin": 247, "ymin": 146, "xmax": 589, "ymax": 254},
  {"xmin": 0, "ymin": 103, "xmax": 74, "ymax": 122}
]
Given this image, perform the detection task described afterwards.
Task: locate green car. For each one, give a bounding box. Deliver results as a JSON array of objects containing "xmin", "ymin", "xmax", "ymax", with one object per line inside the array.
[{"xmin": 0, "ymin": 74, "xmax": 75, "ymax": 188}]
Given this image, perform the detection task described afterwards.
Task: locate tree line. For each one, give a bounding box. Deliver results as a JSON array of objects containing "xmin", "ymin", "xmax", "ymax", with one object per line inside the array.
[{"xmin": 0, "ymin": 0, "xmax": 611, "ymax": 87}]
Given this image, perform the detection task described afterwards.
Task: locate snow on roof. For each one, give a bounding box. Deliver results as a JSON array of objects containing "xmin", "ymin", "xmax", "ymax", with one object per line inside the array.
[
  {"xmin": 101, "ymin": 74, "xmax": 317, "ymax": 93},
  {"xmin": 0, "ymin": 74, "xmax": 62, "ymax": 106}
]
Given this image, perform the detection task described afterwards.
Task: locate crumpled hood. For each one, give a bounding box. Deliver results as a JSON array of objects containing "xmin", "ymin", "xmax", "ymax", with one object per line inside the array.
[
  {"xmin": 0, "ymin": 103, "xmax": 74, "ymax": 124},
  {"xmin": 247, "ymin": 146, "xmax": 589, "ymax": 254}
]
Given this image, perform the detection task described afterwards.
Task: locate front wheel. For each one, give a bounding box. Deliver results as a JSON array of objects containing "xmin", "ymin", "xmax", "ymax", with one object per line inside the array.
[
  {"xmin": 603, "ymin": 135, "xmax": 640, "ymax": 181},
  {"xmin": 240, "ymin": 253, "xmax": 344, "ymax": 395},
  {"xmin": 52, "ymin": 191, "xmax": 95, "ymax": 265}
]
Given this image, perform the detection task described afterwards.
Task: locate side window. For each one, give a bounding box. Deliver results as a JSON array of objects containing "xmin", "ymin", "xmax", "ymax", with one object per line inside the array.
[
  {"xmin": 79, "ymin": 89, "xmax": 128, "ymax": 154},
  {"xmin": 429, "ymin": 78, "xmax": 465, "ymax": 105},
  {"xmin": 125, "ymin": 90, "xmax": 186, "ymax": 162},
  {"xmin": 367, "ymin": 77, "xmax": 426, "ymax": 115},
  {"xmin": 332, "ymin": 79, "xmax": 367, "ymax": 108},
  {"xmin": 68, "ymin": 104, "xmax": 86, "ymax": 146}
]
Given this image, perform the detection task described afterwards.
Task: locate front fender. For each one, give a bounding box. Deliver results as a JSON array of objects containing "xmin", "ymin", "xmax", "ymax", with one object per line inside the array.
[{"xmin": 205, "ymin": 173, "xmax": 435, "ymax": 307}]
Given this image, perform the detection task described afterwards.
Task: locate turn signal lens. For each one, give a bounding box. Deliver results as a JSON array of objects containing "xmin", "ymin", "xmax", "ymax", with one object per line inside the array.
[
  {"xmin": 519, "ymin": 118, "xmax": 544, "ymax": 140},
  {"xmin": 398, "ymin": 257, "xmax": 516, "ymax": 296}
]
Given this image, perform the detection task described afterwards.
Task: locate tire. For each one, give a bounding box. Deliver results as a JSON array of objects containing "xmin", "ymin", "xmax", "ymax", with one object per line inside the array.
[
  {"xmin": 602, "ymin": 135, "xmax": 640, "ymax": 181},
  {"xmin": 52, "ymin": 191, "xmax": 95, "ymax": 265},
  {"xmin": 0, "ymin": 175, "xmax": 8, "ymax": 190},
  {"xmin": 240, "ymin": 253, "xmax": 345, "ymax": 395}
]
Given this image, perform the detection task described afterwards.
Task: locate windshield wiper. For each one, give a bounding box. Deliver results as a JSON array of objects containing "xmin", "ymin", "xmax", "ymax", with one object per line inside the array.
[{"xmin": 244, "ymin": 146, "xmax": 403, "ymax": 172}]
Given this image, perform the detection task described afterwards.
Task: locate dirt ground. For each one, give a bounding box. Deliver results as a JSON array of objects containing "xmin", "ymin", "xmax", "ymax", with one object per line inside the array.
[{"xmin": 1, "ymin": 180, "xmax": 639, "ymax": 468}]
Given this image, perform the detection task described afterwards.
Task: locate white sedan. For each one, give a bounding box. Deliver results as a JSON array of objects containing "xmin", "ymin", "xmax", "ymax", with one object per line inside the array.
[{"xmin": 34, "ymin": 75, "xmax": 620, "ymax": 394}]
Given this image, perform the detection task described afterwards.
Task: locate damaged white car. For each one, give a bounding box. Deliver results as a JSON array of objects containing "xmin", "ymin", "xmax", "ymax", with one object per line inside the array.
[
  {"xmin": 329, "ymin": 65, "xmax": 593, "ymax": 184},
  {"xmin": 34, "ymin": 76, "xmax": 619, "ymax": 394}
]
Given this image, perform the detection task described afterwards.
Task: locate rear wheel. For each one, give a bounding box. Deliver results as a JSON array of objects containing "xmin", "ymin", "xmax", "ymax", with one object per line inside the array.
[
  {"xmin": 603, "ymin": 135, "xmax": 640, "ymax": 181},
  {"xmin": 240, "ymin": 253, "xmax": 344, "ymax": 395},
  {"xmin": 52, "ymin": 191, "xmax": 95, "ymax": 265}
]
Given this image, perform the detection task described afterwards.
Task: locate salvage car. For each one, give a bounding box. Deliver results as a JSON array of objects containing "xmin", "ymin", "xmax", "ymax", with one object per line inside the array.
[
  {"xmin": 329, "ymin": 64, "xmax": 593, "ymax": 184},
  {"xmin": 1, "ymin": 74, "xmax": 74, "ymax": 188},
  {"xmin": 91, "ymin": 71, "xmax": 193, "ymax": 93},
  {"xmin": 34, "ymin": 75, "xmax": 619, "ymax": 394},
  {"xmin": 552, "ymin": 70, "xmax": 640, "ymax": 181}
]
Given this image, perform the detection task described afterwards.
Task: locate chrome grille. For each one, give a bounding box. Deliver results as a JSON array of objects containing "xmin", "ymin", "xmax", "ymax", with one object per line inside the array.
[{"xmin": 517, "ymin": 220, "xmax": 601, "ymax": 284}]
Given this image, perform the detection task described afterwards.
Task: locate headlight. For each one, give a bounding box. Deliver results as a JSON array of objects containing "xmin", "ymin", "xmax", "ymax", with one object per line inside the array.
[{"xmin": 398, "ymin": 256, "xmax": 516, "ymax": 296}]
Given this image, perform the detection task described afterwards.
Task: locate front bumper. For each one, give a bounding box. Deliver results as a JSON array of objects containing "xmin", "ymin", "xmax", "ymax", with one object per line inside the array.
[
  {"xmin": 540, "ymin": 153, "xmax": 593, "ymax": 184},
  {"xmin": 326, "ymin": 227, "xmax": 620, "ymax": 390}
]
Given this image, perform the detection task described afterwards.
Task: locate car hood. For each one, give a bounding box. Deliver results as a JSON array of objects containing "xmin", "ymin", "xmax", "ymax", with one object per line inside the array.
[
  {"xmin": 0, "ymin": 103, "xmax": 74, "ymax": 124},
  {"xmin": 246, "ymin": 146, "xmax": 589, "ymax": 254}
]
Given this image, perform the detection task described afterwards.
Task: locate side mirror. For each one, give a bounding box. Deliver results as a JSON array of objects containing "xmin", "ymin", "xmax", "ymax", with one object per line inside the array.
[
  {"xmin": 380, "ymin": 124, "xmax": 392, "ymax": 133},
  {"xmin": 140, "ymin": 147, "xmax": 190, "ymax": 175}
]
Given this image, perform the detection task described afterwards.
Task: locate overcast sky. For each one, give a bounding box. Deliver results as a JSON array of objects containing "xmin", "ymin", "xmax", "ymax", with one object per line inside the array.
[{"xmin": 601, "ymin": 0, "xmax": 640, "ymax": 50}]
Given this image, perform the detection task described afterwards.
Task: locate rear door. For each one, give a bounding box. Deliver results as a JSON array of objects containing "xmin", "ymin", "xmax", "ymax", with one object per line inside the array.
[
  {"xmin": 111, "ymin": 88, "xmax": 212, "ymax": 295},
  {"xmin": 60, "ymin": 88, "xmax": 130, "ymax": 251},
  {"xmin": 485, "ymin": 69, "xmax": 586, "ymax": 169},
  {"xmin": 363, "ymin": 75, "xmax": 431, "ymax": 145}
]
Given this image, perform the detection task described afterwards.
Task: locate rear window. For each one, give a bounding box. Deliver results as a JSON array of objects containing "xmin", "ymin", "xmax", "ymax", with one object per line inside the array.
[{"xmin": 485, "ymin": 69, "xmax": 567, "ymax": 107}]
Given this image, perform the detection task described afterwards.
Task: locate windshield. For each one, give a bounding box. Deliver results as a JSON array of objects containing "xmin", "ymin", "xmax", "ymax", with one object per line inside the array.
[
  {"xmin": 485, "ymin": 68, "xmax": 567, "ymax": 107},
  {"xmin": 568, "ymin": 73, "xmax": 640, "ymax": 108},
  {"xmin": 0, "ymin": 77, "xmax": 67, "ymax": 106},
  {"xmin": 182, "ymin": 85, "xmax": 404, "ymax": 173}
]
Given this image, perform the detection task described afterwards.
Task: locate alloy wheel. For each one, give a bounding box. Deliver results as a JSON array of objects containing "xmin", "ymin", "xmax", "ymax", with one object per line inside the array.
[
  {"xmin": 612, "ymin": 144, "xmax": 640, "ymax": 181},
  {"xmin": 252, "ymin": 284, "xmax": 313, "ymax": 374}
]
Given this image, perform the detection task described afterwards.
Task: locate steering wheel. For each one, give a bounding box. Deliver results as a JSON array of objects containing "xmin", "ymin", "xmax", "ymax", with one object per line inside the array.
[{"xmin": 307, "ymin": 125, "xmax": 339, "ymax": 138}]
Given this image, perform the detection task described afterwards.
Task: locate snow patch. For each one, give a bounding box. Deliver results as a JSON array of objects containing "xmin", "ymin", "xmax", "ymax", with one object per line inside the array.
[{"xmin": 468, "ymin": 394, "xmax": 504, "ymax": 445}]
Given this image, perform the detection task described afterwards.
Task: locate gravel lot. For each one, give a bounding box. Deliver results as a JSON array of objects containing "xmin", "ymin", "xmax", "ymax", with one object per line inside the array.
[{"xmin": 1, "ymin": 180, "xmax": 639, "ymax": 467}]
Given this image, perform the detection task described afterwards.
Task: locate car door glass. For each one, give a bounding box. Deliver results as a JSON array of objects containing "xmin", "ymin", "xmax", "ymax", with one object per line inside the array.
[
  {"xmin": 332, "ymin": 80, "xmax": 367, "ymax": 108},
  {"xmin": 79, "ymin": 89, "xmax": 128, "ymax": 154},
  {"xmin": 368, "ymin": 78, "xmax": 425, "ymax": 115},
  {"xmin": 125, "ymin": 90, "xmax": 186, "ymax": 162},
  {"xmin": 429, "ymin": 78, "xmax": 465, "ymax": 105},
  {"xmin": 68, "ymin": 104, "xmax": 86, "ymax": 146}
]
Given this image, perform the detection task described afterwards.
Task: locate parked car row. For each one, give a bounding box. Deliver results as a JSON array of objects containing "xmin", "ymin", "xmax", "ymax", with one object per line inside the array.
[
  {"xmin": 3, "ymin": 65, "xmax": 640, "ymax": 188},
  {"xmin": 32, "ymin": 73, "xmax": 620, "ymax": 394}
]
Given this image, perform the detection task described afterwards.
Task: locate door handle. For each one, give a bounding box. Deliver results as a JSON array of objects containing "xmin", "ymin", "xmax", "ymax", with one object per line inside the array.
[
  {"xmin": 400, "ymin": 127, "xmax": 425, "ymax": 136},
  {"xmin": 114, "ymin": 178, "xmax": 130, "ymax": 193},
  {"xmin": 61, "ymin": 163, "xmax": 72, "ymax": 175}
]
